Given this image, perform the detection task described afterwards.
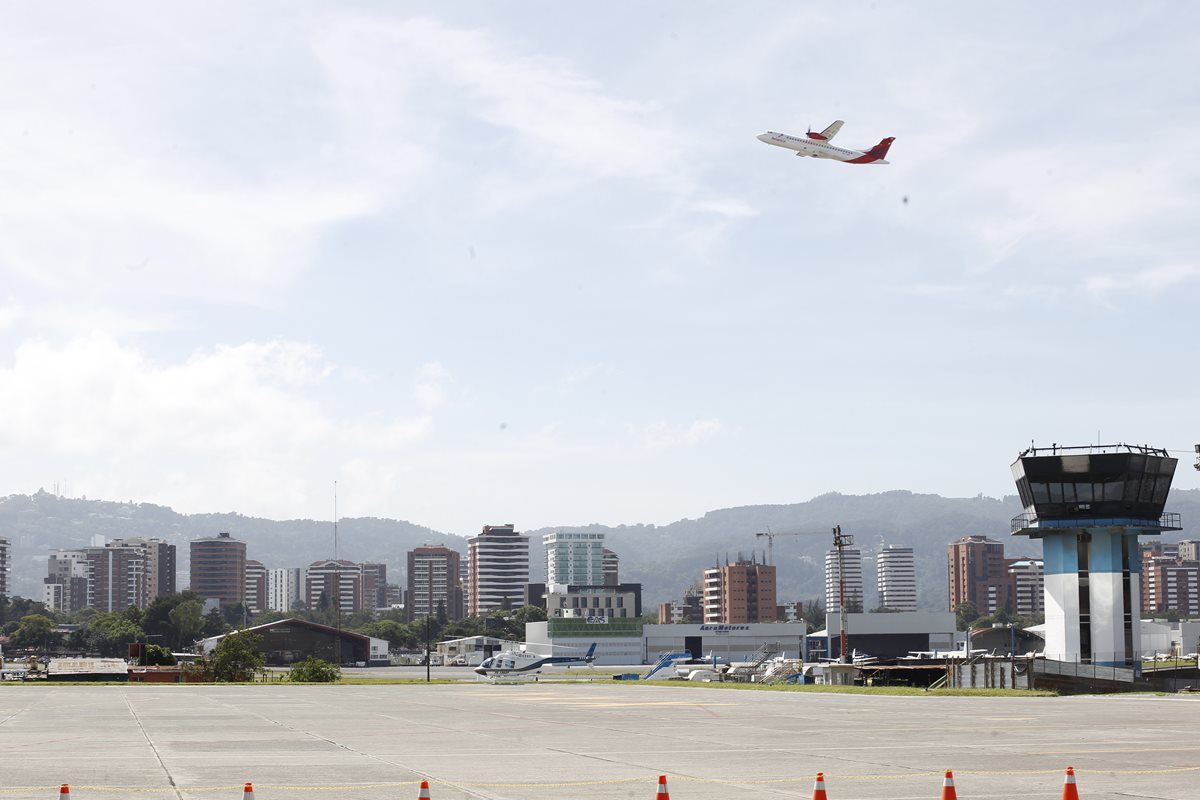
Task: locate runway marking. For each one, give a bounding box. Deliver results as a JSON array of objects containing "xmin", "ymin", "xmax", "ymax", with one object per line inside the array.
[
  {"xmin": 536, "ymin": 700, "xmax": 735, "ymax": 708},
  {"xmin": 4, "ymin": 766, "xmax": 1198, "ymax": 793},
  {"xmin": 983, "ymin": 716, "xmax": 1039, "ymax": 721}
]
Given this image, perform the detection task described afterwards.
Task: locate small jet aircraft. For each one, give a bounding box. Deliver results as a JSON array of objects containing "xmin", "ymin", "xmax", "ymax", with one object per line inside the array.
[
  {"xmin": 474, "ymin": 643, "xmax": 597, "ymax": 681},
  {"xmin": 757, "ymin": 121, "xmax": 894, "ymax": 164}
]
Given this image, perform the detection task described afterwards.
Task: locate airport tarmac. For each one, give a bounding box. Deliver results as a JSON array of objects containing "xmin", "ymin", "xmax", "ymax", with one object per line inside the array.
[{"xmin": 1, "ymin": 683, "xmax": 1197, "ymax": 800}]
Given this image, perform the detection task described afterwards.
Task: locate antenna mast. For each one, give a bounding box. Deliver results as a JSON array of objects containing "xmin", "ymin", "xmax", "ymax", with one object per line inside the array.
[
  {"xmin": 333, "ymin": 480, "xmax": 341, "ymax": 666},
  {"xmin": 833, "ymin": 525, "xmax": 853, "ymax": 664}
]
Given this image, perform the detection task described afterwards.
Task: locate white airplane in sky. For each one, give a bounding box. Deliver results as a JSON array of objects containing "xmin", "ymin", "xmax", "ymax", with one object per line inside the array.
[{"xmin": 757, "ymin": 121, "xmax": 895, "ymax": 164}]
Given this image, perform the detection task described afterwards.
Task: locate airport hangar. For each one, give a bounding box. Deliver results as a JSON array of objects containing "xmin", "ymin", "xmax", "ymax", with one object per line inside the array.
[{"xmin": 199, "ymin": 618, "xmax": 390, "ymax": 666}]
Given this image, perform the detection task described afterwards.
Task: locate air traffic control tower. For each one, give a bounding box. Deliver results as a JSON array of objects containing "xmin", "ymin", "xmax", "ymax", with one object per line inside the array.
[{"xmin": 1011, "ymin": 444, "xmax": 1180, "ymax": 669}]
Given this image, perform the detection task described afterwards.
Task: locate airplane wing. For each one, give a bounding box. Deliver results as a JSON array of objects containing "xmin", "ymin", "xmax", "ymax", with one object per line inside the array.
[{"xmin": 808, "ymin": 120, "xmax": 844, "ymax": 141}]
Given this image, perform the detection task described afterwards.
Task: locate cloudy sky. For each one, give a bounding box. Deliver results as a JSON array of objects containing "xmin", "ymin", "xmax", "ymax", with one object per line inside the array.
[{"xmin": 2, "ymin": 3, "xmax": 1198, "ymax": 535}]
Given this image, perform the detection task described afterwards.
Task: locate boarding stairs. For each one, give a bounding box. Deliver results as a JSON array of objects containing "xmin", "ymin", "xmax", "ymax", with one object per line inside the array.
[{"xmin": 726, "ymin": 642, "xmax": 782, "ymax": 682}]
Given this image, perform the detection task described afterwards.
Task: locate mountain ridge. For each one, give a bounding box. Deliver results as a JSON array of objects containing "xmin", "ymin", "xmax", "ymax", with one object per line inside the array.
[{"xmin": 4, "ymin": 488, "xmax": 1198, "ymax": 610}]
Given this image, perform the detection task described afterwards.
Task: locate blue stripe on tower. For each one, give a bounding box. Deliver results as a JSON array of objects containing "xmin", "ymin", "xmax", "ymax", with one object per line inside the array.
[
  {"xmin": 1089, "ymin": 530, "xmax": 1121, "ymax": 573},
  {"xmin": 1042, "ymin": 535, "xmax": 1075, "ymax": 576}
]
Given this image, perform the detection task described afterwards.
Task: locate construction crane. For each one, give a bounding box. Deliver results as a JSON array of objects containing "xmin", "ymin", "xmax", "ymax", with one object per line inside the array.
[
  {"xmin": 754, "ymin": 527, "xmax": 829, "ymax": 566},
  {"xmin": 755, "ymin": 526, "xmax": 855, "ymax": 663}
]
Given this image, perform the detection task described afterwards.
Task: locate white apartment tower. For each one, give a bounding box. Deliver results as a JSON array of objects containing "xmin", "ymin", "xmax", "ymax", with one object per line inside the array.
[
  {"xmin": 824, "ymin": 547, "xmax": 865, "ymax": 613},
  {"xmin": 467, "ymin": 524, "xmax": 529, "ymax": 616},
  {"xmin": 0, "ymin": 536, "xmax": 11, "ymax": 599},
  {"xmin": 876, "ymin": 545, "xmax": 918, "ymax": 611},
  {"xmin": 544, "ymin": 531, "xmax": 605, "ymax": 587},
  {"xmin": 267, "ymin": 567, "xmax": 302, "ymax": 612},
  {"xmin": 1008, "ymin": 559, "xmax": 1045, "ymax": 616}
]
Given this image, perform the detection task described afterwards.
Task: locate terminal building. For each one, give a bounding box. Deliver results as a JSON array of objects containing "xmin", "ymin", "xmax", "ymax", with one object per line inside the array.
[{"xmin": 1011, "ymin": 444, "xmax": 1180, "ymax": 668}]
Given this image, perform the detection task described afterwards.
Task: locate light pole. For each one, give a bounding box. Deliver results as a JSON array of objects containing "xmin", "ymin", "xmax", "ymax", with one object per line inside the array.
[{"xmin": 425, "ymin": 615, "xmax": 431, "ymax": 683}]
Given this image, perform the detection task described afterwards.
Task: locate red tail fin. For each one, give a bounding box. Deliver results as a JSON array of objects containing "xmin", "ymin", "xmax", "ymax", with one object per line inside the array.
[{"xmin": 866, "ymin": 137, "xmax": 895, "ymax": 160}]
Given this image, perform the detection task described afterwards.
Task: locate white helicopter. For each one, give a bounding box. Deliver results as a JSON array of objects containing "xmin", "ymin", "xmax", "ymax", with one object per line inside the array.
[{"xmin": 474, "ymin": 642, "xmax": 597, "ymax": 682}]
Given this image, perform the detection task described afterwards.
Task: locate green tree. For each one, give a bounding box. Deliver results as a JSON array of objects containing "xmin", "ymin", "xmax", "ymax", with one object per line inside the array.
[
  {"xmin": 139, "ymin": 643, "xmax": 176, "ymax": 666},
  {"xmin": 206, "ymin": 631, "xmax": 265, "ymax": 682},
  {"xmin": 10, "ymin": 614, "xmax": 59, "ymax": 651},
  {"xmin": 84, "ymin": 613, "xmax": 144, "ymax": 657},
  {"xmin": 288, "ymin": 656, "xmax": 340, "ymax": 683},
  {"xmin": 954, "ymin": 601, "xmax": 980, "ymax": 631},
  {"xmin": 201, "ymin": 607, "xmax": 228, "ymax": 637},
  {"xmin": 357, "ymin": 619, "xmax": 413, "ymax": 650},
  {"xmin": 436, "ymin": 600, "xmax": 448, "ymax": 627},
  {"xmin": 169, "ymin": 599, "xmax": 205, "ymax": 649}
]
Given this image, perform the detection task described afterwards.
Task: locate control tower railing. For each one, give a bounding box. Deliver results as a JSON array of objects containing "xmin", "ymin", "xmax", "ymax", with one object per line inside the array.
[{"xmin": 1011, "ymin": 511, "xmax": 1181, "ymax": 533}]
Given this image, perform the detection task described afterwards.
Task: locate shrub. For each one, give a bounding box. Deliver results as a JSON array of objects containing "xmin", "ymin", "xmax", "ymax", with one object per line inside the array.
[{"xmin": 289, "ymin": 656, "xmax": 341, "ymax": 683}]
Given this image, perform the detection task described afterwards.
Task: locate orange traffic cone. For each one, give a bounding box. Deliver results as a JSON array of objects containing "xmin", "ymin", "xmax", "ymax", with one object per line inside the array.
[
  {"xmin": 941, "ymin": 770, "xmax": 957, "ymax": 800},
  {"xmin": 242, "ymin": 782, "xmax": 254, "ymax": 799},
  {"xmin": 59, "ymin": 786, "xmax": 70, "ymax": 800},
  {"xmin": 417, "ymin": 779, "xmax": 431, "ymax": 800},
  {"xmin": 811, "ymin": 772, "xmax": 828, "ymax": 800},
  {"xmin": 1062, "ymin": 766, "xmax": 1079, "ymax": 800},
  {"xmin": 656, "ymin": 775, "xmax": 670, "ymax": 800}
]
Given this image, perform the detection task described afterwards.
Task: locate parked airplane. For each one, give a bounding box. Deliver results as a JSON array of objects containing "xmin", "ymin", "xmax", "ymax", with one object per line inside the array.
[
  {"xmin": 757, "ymin": 120, "xmax": 894, "ymax": 164},
  {"xmin": 474, "ymin": 643, "xmax": 597, "ymax": 680}
]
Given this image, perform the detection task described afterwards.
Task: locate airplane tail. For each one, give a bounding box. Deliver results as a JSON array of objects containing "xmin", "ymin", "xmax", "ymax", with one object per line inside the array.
[
  {"xmin": 865, "ymin": 137, "xmax": 895, "ymax": 161},
  {"xmin": 584, "ymin": 643, "xmax": 597, "ymax": 663}
]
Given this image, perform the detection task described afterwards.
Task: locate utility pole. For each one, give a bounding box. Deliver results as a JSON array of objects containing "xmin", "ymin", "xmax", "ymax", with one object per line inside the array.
[{"xmin": 833, "ymin": 525, "xmax": 854, "ymax": 664}]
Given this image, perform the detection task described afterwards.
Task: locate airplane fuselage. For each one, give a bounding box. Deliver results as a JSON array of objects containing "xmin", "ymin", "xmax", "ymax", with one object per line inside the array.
[{"xmin": 757, "ymin": 131, "xmax": 891, "ymax": 165}]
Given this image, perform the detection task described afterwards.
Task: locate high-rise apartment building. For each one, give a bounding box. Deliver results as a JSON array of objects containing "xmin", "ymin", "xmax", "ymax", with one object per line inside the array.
[
  {"xmin": 1178, "ymin": 540, "xmax": 1200, "ymax": 562},
  {"xmin": 190, "ymin": 532, "xmax": 247, "ymax": 608},
  {"xmin": 267, "ymin": 567, "xmax": 302, "ymax": 612},
  {"xmin": 947, "ymin": 535, "xmax": 1016, "ymax": 615},
  {"xmin": 44, "ymin": 537, "xmax": 177, "ymax": 613},
  {"xmin": 602, "ymin": 548, "xmax": 620, "ymax": 587},
  {"xmin": 404, "ymin": 545, "xmax": 463, "ymax": 621},
  {"xmin": 1142, "ymin": 544, "xmax": 1200, "ymax": 616},
  {"xmin": 1008, "ymin": 559, "xmax": 1045, "ymax": 616},
  {"xmin": 876, "ymin": 545, "xmax": 917, "ymax": 611},
  {"xmin": 244, "ymin": 560, "xmax": 268, "ymax": 614},
  {"xmin": 43, "ymin": 549, "xmax": 91, "ymax": 613},
  {"xmin": 0, "ymin": 536, "xmax": 11, "ymax": 599},
  {"xmin": 702, "ymin": 557, "xmax": 777, "ymax": 623},
  {"xmin": 305, "ymin": 560, "xmax": 361, "ymax": 613},
  {"xmin": 110, "ymin": 537, "xmax": 177, "ymax": 599},
  {"xmin": 544, "ymin": 532, "xmax": 606, "ymax": 586},
  {"xmin": 361, "ymin": 562, "xmax": 388, "ymax": 611},
  {"xmin": 467, "ymin": 524, "xmax": 529, "ymax": 616},
  {"xmin": 824, "ymin": 548, "xmax": 864, "ymax": 612}
]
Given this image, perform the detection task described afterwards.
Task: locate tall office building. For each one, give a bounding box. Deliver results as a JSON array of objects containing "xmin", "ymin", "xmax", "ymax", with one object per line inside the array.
[
  {"xmin": 361, "ymin": 562, "xmax": 388, "ymax": 611},
  {"xmin": 0, "ymin": 536, "xmax": 11, "ymax": 599},
  {"xmin": 1142, "ymin": 552, "xmax": 1200, "ymax": 616},
  {"xmin": 43, "ymin": 549, "xmax": 91, "ymax": 613},
  {"xmin": 305, "ymin": 559, "xmax": 362, "ymax": 613},
  {"xmin": 1008, "ymin": 559, "xmax": 1045, "ymax": 616},
  {"xmin": 110, "ymin": 537, "xmax": 177, "ymax": 599},
  {"xmin": 244, "ymin": 560, "xmax": 268, "ymax": 614},
  {"xmin": 602, "ymin": 548, "xmax": 620, "ymax": 587},
  {"xmin": 267, "ymin": 567, "xmax": 302, "ymax": 612},
  {"xmin": 1177, "ymin": 540, "xmax": 1200, "ymax": 563},
  {"xmin": 404, "ymin": 545, "xmax": 463, "ymax": 621},
  {"xmin": 190, "ymin": 532, "xmax": 247, "ymax": 608},
  {"xmin": 824, "ymin": 548, "xmax": 864, "ymax": 612},
  {"xmin": 467, "ymin": 524, "xmax": 529, "ymax": 616},
  {"xmin": 876, "ymin": 545, "xmax": 918, "ymax": 611},
  {"xmin": 85, "ymin": 544, "xmax": 147, "ymax": 612},
  {"xmin": 947, "ymin": 535, "xmax": 1016, "ymax": 615},
  {"xmin": 544, "ymin": 531, "xmax": 605, "ymax": 586},
  {"xmin": 702, "ymin": 557, "xmax": 777, "ymax": 623}
]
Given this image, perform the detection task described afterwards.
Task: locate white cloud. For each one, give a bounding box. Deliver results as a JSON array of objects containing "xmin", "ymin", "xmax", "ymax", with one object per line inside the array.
[
  {"xmin": 0, "ymin": 335, "xmax": 432, "ymax": 516},
  {"xmin": 1085, "ymin": 264, "xmax": 1200, "ymax": 298},
  {"xmin": 414, "ymin": 362, "xmax": 451, "ymax": 409},
  {"xmin": 640, "ymin": 418, "xmax": 723, "ymax": 450}
]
